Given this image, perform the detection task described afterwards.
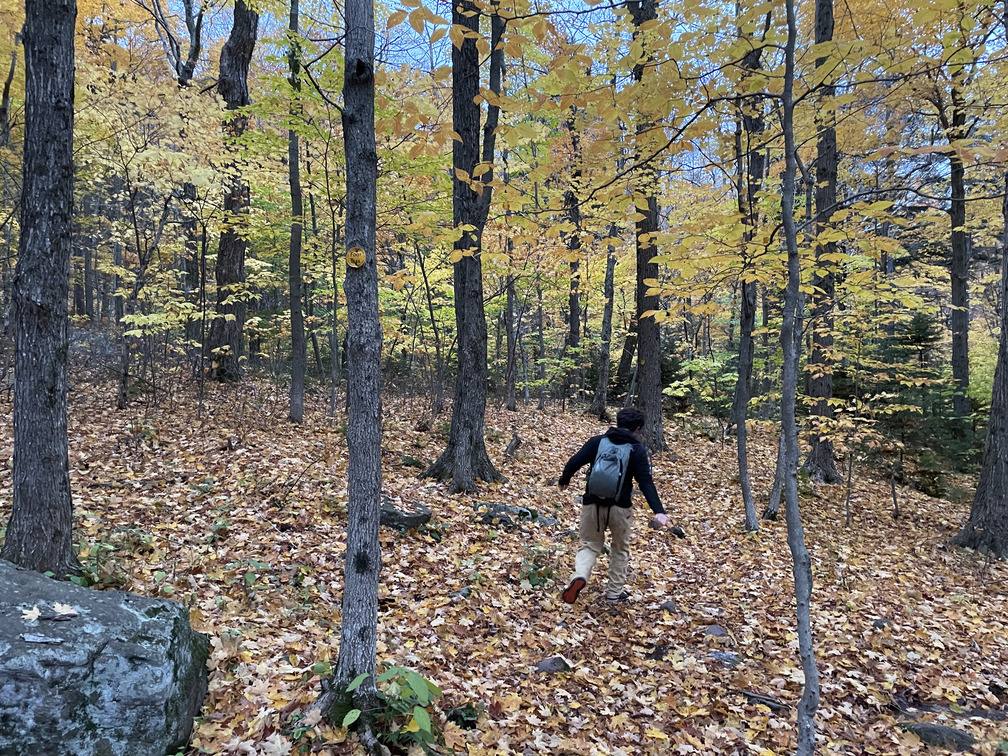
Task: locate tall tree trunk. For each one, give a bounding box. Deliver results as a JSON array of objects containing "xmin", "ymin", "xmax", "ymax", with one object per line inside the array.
[
  {"xmin": 564, "ymin": 111, "xmax": 582, "ymax": 403},
  {"xmin": 802, "ymin": 0, "xmax": 842, "ymax": 483},
  {"xmin": 590, "ymin": 234, "xmax": 618, "ymax": 420},
  {"xmin": 950, "ymin": 146, "xmax": 971, "ymax": 429},
  {"xmin": 537, "ymin": 280, "xmax": 546, "ymax": 409},
  {"xmin": 422, "ymin": 0, "xmax": 505, "ymax": 492},
  {"xmin": 731, "ymin": 11, "xmax": 769, "ymax": 533},
  {"xmin": 952, "ymin": 174, "xmax": 1008, "ymax": 556},
  {"xmin": 314, "ymin": 0, "xmax": 382, "ymax": 730},
  {"xmin": 1, "ymin": 0, "xmax": 78, "ymax": 576},
  {"xmin": 628, "ymin": 0, "xmax": 666, "ymax": 451},
  {"xmin": 288, "ymin": 0, "xmax": 306, "ymax": 422},
  {"xmin": 780, "ymin": 1, "xmax": 821, "ymax": 749},
  {"xmin": 207, "ymin": 1, "xmax": 258, "ymax": 382},
  {"xmin": 504, "ymin": 270, "xmax": 517, "ymax": 411}
]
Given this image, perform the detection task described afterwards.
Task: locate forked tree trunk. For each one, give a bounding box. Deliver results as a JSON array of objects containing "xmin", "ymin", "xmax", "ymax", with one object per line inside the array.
[
  {"xmin": 952, "ymin": 175, "xmax": 1008, "ymax": 556},
  {"xmin": 1, "ymin": 0, "xmax": 79, "ymax": 576},
  {"xmin": 589, "ymin": 235, "xmax": 618, "ymax": 420},
  {"xmin": 802, "ymin": 0, "xmax": 842, "ymax": 484},
  {"xmin": 423, "ymin": 1, "xmax": 505, "ymax": 491},
  {"xmin": 628, "ymin": 0, "xmax": 666, "ymax": 452},
  {"xmin": 313, "ymin": 0, "xmax": 382, "ymax": 732},
  {"xmin": 207, "ymin": 0, "xmax": 257, "ymax": 382},
  {"xmin": 288, "ymin": 0, "xmax": 306, "ymax": 422},
  {"xmin": 780, "ymin": 2, "xmax": 821, "ymax": 750}
]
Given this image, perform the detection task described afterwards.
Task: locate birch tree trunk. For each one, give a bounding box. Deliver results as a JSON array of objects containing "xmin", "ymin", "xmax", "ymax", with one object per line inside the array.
[
  {"xmin": 1, "ymin": 0, "xmax": 78, "ymax": 576},
  {"xmin": 780, "ymin": 1, "xmax": 821, "ymax": 749},
  {"xmin": 314, "ymin": 0, "xmax": 382, "ymax": 735}
]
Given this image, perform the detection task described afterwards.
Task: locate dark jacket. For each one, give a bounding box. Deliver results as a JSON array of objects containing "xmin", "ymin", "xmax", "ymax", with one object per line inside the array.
[{"xmin": 559, "ymin": 427, "xmax": 665, "ymax": 514}]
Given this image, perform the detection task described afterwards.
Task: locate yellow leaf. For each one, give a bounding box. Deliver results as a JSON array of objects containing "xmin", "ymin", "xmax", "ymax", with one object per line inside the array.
[
  {"xmin": 386, "ymin": 10, "xmax": 407, "ymax": 28},
  {"xmin": 645, "ymin": 727, "xmax": 668, "ymax": 740},
  {"xmin": 408, "ymin": 8, "xmax": 425, "ymax": 34}
]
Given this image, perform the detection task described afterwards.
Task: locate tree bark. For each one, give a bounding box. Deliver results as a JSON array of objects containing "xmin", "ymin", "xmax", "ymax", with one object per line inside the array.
[
  {"xmin": 504, "ymin": 270, "xmax": 517, "ymax": 411},
  {"xmin": 207, "ymin": 1, "xmax": 257, "ymax": 382},
  {"xmin": 731, "ymin": 11, "xmax": 769, "ymax": 533},
  {"xmin": 288, "ymin": 0, "xmax": 306, "ymax": 422},
  {"xmin": 950, "ymin": 146, "xmax": 971, "ymax": 428},
  {"xmin": 314, "ymin": 0, "xmax": 382, "ymax": 722},
  {"xmin": 780, "ymin": 1, "xmax": 821, "ymax": 749},
  {"xmin": 564, "ymin": 112, "xmax": 582, "ymax": 402},
  {"xmin": 802, "ymin": 0, "xmax": 842, "ymax": 484},
  {"xmin": 590, "ymin": 233, "xmax": 618, "ymax": 419},
  {"xmin": 1, "ymin": 0, "xmax": 79, "ymax": 576},
  {"xmin": 628, "ymin": 0, "xmax": 666, "ymax": 452},
  {"xmin": 952, "ymin": 174, "xmax": 1008, "ymax": 556},
  {"xmin": 422, "ymin": 0, "xmax": 505, "ymax": 491}
]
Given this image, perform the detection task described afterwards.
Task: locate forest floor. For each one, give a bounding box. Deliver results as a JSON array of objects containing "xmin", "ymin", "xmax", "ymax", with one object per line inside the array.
[{"xmin": 1, "ymin": 375, "xmax": 1007, "ymax": 756}]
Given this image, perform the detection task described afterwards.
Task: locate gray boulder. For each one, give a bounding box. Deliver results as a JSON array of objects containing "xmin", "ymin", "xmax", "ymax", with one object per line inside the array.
[{"xmin": 0, "ymin": 559, "xmax": 209, "ymax": 756}]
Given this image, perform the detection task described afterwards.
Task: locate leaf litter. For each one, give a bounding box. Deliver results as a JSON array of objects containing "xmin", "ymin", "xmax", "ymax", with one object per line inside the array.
[{"xmin": 1, "ymin": 381, "xmax": 1006, "ymax": 755}]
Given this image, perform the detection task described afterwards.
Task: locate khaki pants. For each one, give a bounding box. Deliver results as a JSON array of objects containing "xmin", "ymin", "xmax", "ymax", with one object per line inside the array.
[{"xmin": 570, "ymin": 504, "xmax": 633, "ymax": 600}]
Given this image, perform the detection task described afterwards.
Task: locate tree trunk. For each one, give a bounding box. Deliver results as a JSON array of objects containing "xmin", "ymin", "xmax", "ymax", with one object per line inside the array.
[
  {"xmin": 314, "ymin": 0, "xmax": 382, "ymax": 725},
  {"xmin": 952, "ymin": 174, "xmax": 1008, "ymax": 556},
  {"xmin": 564, "ymin": 112, "xmax": 582, "ymax": 403},
  {"xmin": 616, "ymin": 328, "xmax": 637, "ymax": 391},
  {"xmin": 1, "ymin": 0, "xmax": 79, "ymax": 576},
  {"xmin": 207, "ymin": 0, "xmax": 258, "ymax": 382},
  {"xmin": 780, "ymin": 2, "xmax": 821, "ymax": 749},
  {"xmin": 731, "ymin": 12, "xmax": 768, "ymax": 533},
  {"xmin": 537, "ymin": 280, "xmax": 546, "ymax": 409},
  {"xmin": 504, "ymin": 271, "xmax": 517, "ymax": 411},
  {"xmin": 590, "ymin": 235, "xmax": 618, "ymax": 419},
  {"xmin": 802, "ymin": 0, "xmax": 842, "ymax": 484},
  {"xmin": 950, "ymin": 147, "xmax": 971, "ymax": 428},
  {"xmin": 423, "ymin": 0, "xmax": 505, "ymax": 492},
  {"xmin": 628, "ymin": 0, "xmax": 666, "ymax": 452},
  {"xmin": 288, "ymin": 0, "xmax": 306, "ymax": 422}
]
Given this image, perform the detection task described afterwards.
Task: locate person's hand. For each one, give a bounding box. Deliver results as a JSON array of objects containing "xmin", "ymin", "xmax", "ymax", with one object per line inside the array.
[{"xmin": 650, "ymin": 513, "xmax": 668, "ymax": 529}]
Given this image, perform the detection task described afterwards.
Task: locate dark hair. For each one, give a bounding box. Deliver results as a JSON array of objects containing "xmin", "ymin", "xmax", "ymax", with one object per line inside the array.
[{"xmin": 616, "ymin": 407, "xmax": 645, "ymax": 431}]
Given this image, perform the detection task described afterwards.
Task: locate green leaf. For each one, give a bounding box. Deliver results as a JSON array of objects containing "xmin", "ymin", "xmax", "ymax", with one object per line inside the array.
[
  {"xmin": 412, "ymin": 705, "xmax": 431, "ymax": 733},
  {"xmin": 406, "ymin": 671, "xmax": 429, "ymax": 705},
  {"xmin": 342, "ymin": 709, "xmax": 361, "ymax": 727},
  {"xmin": 347, "ymin": 672, "xmax": 369, "ymax": 692},
  {"xmin": 311, "ymin": 661, "xmax": 331, "ymax": 676}
]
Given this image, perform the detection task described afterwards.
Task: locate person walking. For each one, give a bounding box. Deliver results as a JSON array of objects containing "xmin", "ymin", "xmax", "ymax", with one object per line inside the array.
[{"xmin": 558, "ymin": 407, "xmax": 670, "ymax": 604}]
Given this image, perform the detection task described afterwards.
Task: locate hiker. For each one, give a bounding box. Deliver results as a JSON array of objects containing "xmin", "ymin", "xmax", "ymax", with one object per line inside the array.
[{"xmin": 558, "ymin": 407, "xmax": 668, "ymax": 604}]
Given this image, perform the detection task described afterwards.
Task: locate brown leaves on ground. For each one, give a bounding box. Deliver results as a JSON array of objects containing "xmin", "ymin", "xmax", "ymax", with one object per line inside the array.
[{"xmin": 1, "ymin": 381, "xmax": 1006, "ymax": 755}]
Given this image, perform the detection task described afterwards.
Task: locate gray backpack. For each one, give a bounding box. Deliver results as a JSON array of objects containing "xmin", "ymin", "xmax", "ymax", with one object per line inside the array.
[{"xmin": 587, "ymin": 438, "xmax": 632, "ymax": 502}]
